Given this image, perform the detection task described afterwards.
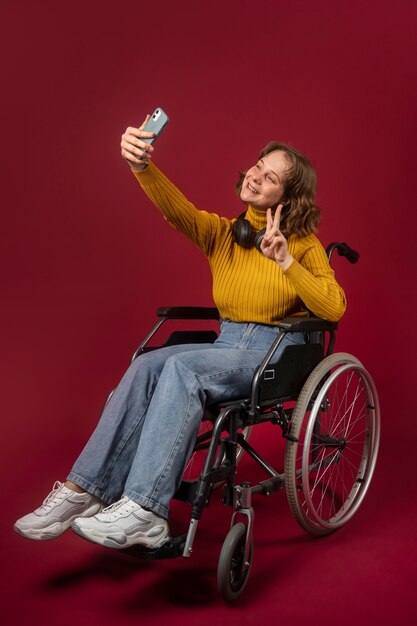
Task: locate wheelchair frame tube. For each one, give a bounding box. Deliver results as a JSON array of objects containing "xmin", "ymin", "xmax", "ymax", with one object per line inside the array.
[
  {"xmin": 130, "ymin": 318, "xmax": 167, "ymax": 362},
  {"xmin": 183, "ymin": 404, "xmax": 242, "ymax": 557},
  {"xmin": 183, "ymin": 518, "xmax": 199, "ymax": 557}
]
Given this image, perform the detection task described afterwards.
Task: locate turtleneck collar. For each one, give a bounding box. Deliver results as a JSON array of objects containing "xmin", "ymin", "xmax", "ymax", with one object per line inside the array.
[{"xmin": 244, "ymin": 204, "xmax": 268, "ymax": 231}]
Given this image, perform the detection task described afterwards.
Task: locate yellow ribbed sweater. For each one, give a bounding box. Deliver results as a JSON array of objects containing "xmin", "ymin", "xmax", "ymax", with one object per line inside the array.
[{"xmin": 134, "ymin": 162, "xmax": 346, "ymax": 325}]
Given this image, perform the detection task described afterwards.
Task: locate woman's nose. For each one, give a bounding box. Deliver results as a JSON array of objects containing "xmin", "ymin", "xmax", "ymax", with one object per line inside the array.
[{"xmin": 251, "ymin": 168, "xmax": 261, "ymax": 183}]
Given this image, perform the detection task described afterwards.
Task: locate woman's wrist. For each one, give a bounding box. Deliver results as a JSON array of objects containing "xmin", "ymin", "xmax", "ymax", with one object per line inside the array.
[
  {"xmin": 277, "ymin": 255, "xmax": 294, "ymax": 271},
  {"xmin": 130, "ymin": 162, "xmax": 148, "ymax": 173}
]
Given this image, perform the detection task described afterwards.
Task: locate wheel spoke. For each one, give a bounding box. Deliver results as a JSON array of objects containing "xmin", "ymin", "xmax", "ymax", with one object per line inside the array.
[{"xmin": 285, "ymin": 355, "xmax": 380, "ymax": 534}]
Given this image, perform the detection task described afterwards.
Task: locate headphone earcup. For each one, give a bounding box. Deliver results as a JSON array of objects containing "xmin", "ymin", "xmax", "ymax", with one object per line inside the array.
[
  {"xmin": 233, "ymin": 216, "xmax": 253, "ymax": 248},
  {"xmin": 254, "ymin": 228, "xmax": 266, "ymax": 252}
]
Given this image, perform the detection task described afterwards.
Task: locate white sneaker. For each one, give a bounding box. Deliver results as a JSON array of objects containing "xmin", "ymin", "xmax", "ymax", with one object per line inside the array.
[
  {"xmin": 71, "ymin": 496, "xmax": 170, "ymax": 549},
  {"xmin": 14, "ymin": 481, "xmax": 103, "ymax": 540}
]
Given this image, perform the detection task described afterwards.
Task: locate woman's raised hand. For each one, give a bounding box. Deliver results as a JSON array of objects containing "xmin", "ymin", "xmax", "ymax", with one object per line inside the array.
[
  {"xmin": 260, "ymin": 206, "xmax": 294, "ymax": 270},
  {"xmin": 120, "ymin": 116, "xmax": 155, "ymax": 171}
]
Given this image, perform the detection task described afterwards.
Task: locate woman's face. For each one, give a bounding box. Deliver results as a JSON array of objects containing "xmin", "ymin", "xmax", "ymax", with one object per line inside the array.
[{"xmin": 240, "ymin": 150, "xmax": 289, "ymax": 210}]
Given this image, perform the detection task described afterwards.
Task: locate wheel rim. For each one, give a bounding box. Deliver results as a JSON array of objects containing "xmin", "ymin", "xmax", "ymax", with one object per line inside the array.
[
  {"xmin": 218, "ymin": 522, "xmax": 253, "ymax": 602},
  {"xmin": 229, "ymin": 535, "xmax": 248, "ymax": 591},
  {"xmin": 302, "ymin": 363, "xmax": 379, "ymax": 528},
  {"xmin": 288, "ymin": 358, "xmax": 380, "ymax": 532}
]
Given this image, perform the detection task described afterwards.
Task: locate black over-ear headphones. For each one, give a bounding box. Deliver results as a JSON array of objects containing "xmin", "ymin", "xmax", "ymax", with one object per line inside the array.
[
  {"xmin": 233, "ymin": 202, "xmax": 290, "ymax": 251},
  {"xmin": 232, "ymin": 213, "xmax": 266, "ymax": 251}
]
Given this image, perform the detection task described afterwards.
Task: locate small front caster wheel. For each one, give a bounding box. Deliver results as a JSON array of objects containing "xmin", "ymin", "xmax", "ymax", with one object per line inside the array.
[{"xmin": 217, "ymin": 522, "xmax": 254, "ymax": 602}]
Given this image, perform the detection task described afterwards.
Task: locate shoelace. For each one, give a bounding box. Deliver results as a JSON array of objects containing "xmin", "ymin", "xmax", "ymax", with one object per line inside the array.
[
  {"xmin": 37, "ymin": 481, "xmax": 66, "ymax": 513},
  {"xmin": 99, "ymin": 496, "xmax": 138, "ymax": 521}
]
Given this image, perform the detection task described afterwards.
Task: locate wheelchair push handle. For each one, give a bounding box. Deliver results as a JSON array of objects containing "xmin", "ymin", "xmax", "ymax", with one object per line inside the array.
[{"xmin": 326, "ymin": 242, "xmax": 360, "ymax": 264}]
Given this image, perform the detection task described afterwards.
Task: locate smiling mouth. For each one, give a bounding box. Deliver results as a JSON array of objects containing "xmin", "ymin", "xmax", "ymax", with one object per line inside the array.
[{"xmin": 247, "ymin": 183, "xmax": 259, "ymax": 194}]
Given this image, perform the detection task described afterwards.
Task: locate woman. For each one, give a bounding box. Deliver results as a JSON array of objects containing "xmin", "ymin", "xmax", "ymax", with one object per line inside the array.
[{"xmin": 14, "ymin": 116, "xmax": 346, "ymax": 549}]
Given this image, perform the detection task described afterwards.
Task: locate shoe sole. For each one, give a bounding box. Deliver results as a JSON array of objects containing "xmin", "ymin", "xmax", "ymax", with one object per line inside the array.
[
  {"xmin": 14, "ymin": 503, "xmax": 103, "ymax": 541},
  {"xmin": 71, "ymin": 521, "xmax": 170, "ymax": 550}
]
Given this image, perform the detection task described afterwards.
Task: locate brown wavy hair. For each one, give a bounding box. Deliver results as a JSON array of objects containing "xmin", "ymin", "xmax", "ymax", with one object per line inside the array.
[{"xmin": 236, "ymin": 141, "xmax": 321, "ymax": 238}]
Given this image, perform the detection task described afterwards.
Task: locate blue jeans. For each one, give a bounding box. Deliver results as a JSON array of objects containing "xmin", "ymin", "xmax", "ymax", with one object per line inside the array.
[{"xmin": 67, "ymin": 321, "xmax": 304, "ymax": 519}]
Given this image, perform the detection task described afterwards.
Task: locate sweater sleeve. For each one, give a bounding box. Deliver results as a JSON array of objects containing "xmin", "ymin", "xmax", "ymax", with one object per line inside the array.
[
  {"xmin": 132, "ymin": 161, "xmax": 221, "ymax": 256},
  {"xmin": 284, "ymin": 235, "xmax": 347, "ymax": 321}
]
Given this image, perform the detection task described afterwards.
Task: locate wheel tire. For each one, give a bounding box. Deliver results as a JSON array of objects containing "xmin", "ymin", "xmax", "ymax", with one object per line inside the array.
[
  {"xmin": 217, "ymin": 522, "xmax": 254, "ymax": 602},
  {"xmin": 285, "ymin": 353, "xmax": 380, "ymax": 536}
]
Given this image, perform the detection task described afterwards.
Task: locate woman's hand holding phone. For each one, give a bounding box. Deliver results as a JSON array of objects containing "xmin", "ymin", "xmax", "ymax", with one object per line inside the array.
[
  {"xmin": 121, "ymin": 108, "xmax": 169, "ymax": 172},
  {"xmin": 121, "ymin": 116, "xmax": 155, "ymax": 172}
]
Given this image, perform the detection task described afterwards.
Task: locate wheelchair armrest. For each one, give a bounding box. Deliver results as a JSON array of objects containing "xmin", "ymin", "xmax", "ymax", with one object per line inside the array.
[
  {"xmin": 278, "ymin": 317, "xmax": 338, "ymax": 333},
  {"xmin": 157, "ymin": 306, "xmax": 220, "ymax": 320}
]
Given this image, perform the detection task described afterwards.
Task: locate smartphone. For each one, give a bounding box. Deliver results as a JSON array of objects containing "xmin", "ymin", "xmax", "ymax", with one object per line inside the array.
[{"xmin": 142, "ymin": 107, "xmax": 169, "ymax": 144}]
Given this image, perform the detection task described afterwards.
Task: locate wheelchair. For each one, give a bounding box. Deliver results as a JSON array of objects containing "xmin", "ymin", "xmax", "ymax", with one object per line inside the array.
[{"xmin": 115, "ymin": 241, "xmax": 380, "ymax": 602}]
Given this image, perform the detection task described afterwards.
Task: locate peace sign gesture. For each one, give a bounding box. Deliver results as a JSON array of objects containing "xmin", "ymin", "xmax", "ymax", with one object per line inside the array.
[{"xmin": 260, "ymin": 206, "xmax": 294, "ymax": 270}]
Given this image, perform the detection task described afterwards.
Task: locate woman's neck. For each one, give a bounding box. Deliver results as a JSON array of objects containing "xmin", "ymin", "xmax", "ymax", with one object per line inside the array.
[{"xmin": 245, "ymin": 204, "xmax": 268, "ymax": 230}]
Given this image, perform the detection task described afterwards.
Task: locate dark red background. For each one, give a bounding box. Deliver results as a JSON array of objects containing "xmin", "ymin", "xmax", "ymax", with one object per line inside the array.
[{"xmin": 2, "ymin": 1, "xmax": 417, "ymax": 624}]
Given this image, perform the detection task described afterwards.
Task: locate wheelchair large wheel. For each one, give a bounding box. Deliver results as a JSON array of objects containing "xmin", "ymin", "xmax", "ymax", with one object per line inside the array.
[
  {"xmin": 217, "ymin": 522, "xmax": 254, "ymax": 602},
  {"xmin": 285, "ymin": 353, "xmax": 380, "ymax": 536}
]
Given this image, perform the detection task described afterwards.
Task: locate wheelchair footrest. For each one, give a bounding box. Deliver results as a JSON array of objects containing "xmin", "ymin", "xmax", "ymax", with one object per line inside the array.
[{"xmin": 123, "ymin": 534, "xmax": 187, "ymax": 560}]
